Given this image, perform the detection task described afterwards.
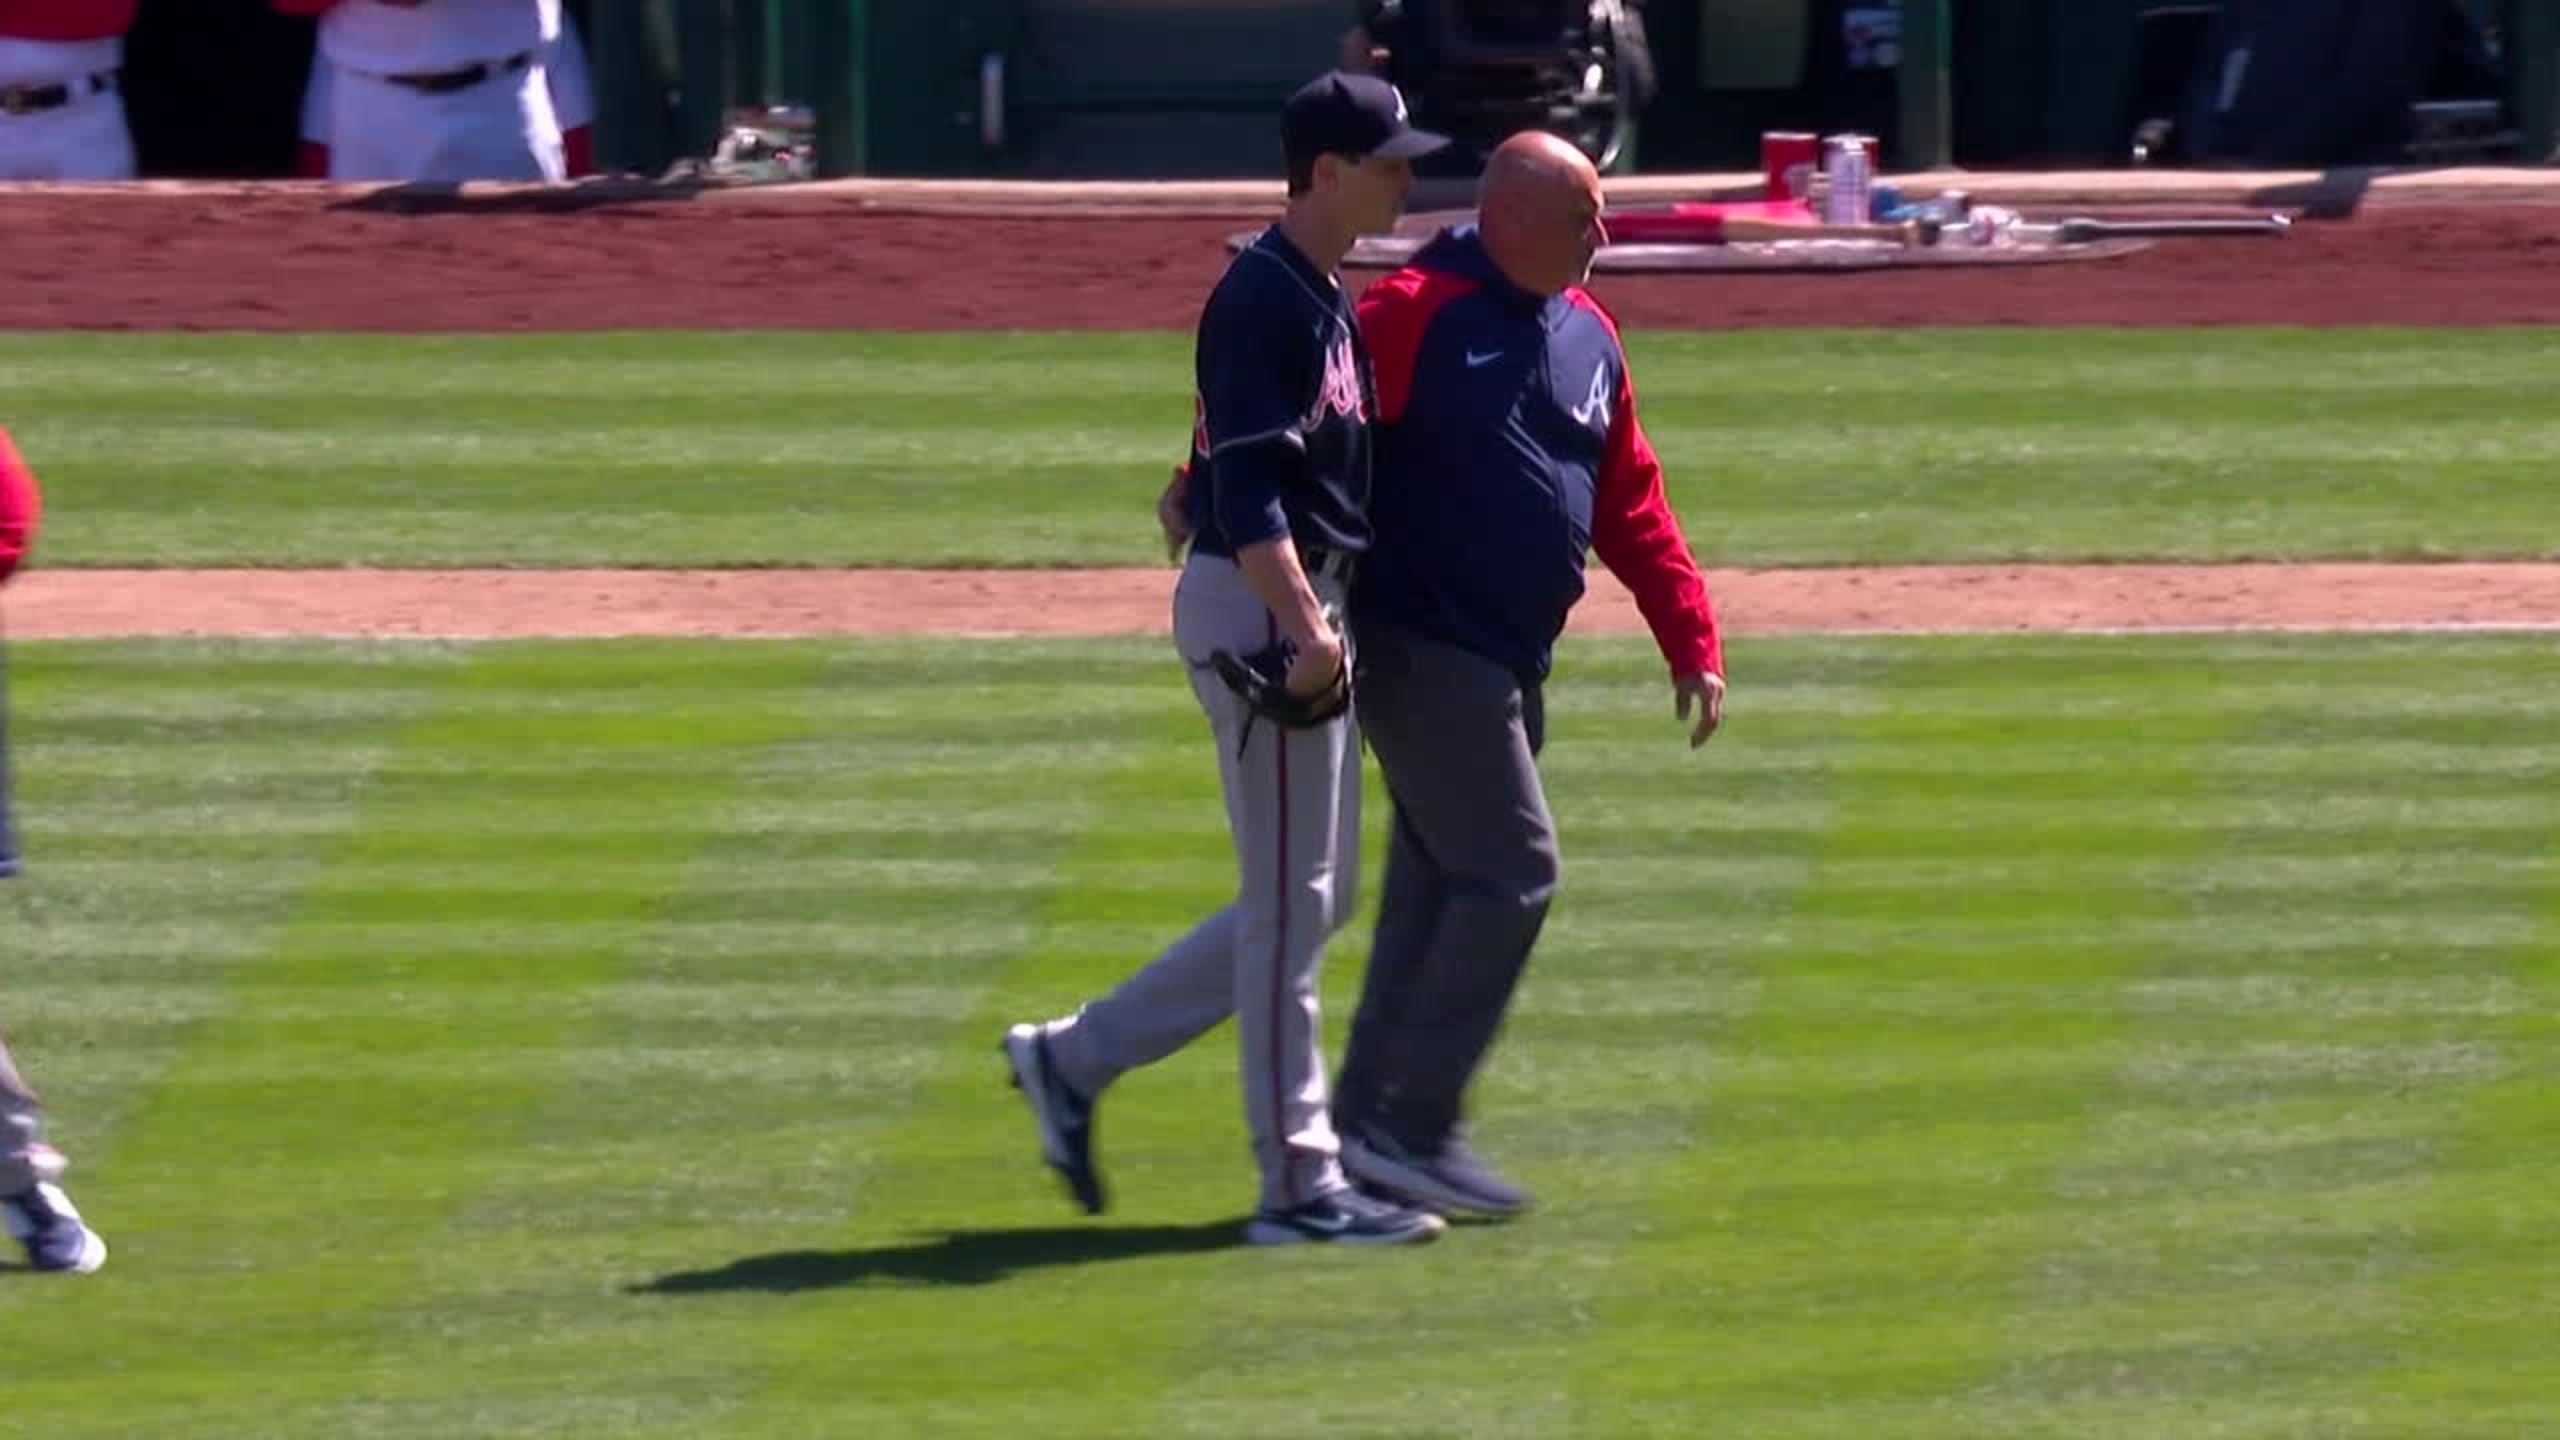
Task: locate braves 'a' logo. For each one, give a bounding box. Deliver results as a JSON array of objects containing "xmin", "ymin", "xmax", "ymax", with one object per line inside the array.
[
  {"xmin": 1570, "ymin": 363, "xmax": 1613, "ymax": 430},
  {"xmin": 1308, "ymin": 335, "xmax": 1366, "ymax": 426}
]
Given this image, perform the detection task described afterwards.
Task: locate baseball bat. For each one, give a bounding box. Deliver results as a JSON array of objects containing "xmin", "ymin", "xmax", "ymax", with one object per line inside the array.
[{"xmin": 2038, "ymin": 215, "xmax": 2293, "ymax": 243}]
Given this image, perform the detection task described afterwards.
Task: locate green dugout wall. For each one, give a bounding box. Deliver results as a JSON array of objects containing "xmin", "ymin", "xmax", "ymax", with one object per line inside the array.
[{"xmin": 588, "ymin": 0, "xmax": 2557, "ymax": 177}]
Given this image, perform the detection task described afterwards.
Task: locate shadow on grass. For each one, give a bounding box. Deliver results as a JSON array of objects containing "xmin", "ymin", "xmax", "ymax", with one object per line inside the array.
[{"xmin": 631, "ymin": 1220, "xmax": 1246, "ymax": 1294}]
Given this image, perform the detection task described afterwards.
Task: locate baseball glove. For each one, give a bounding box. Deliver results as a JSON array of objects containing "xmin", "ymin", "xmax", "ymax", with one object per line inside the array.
[{"xmin": 1206, "ymin": 641, "xmax": 1351, "ymax": 733}]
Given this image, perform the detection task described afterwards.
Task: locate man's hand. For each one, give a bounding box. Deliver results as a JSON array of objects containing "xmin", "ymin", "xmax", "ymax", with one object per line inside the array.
[
  {"xmin": 1207, "ymin": 629, "xmax": 1350, "ymax": 731},
  {"xmin": 1285, "ymin": 628, "xmax": 1347, "ymax": 700},
  {"xmin": 1674, "ymin": 672, "xmax": 1724, "ymax": 749},
  {"xmin": 1156, "ymin": 463, "xmax": 1193, "ymax": 562}
]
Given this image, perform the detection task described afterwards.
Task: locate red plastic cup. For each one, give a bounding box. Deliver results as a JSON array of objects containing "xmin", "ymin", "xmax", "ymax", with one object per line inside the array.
[{"xmin": 1761, "ymin": 131, "xmax": 1819, "ymax": 202}]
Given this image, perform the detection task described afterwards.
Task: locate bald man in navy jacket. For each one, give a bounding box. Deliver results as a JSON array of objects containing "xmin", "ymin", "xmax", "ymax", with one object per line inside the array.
[{"xmin": 1332, "ymin": 131, "xmax": 1727, "ymax": 1219}]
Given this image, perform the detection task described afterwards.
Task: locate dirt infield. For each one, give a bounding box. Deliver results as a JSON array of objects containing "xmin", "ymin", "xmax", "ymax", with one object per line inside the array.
[
  {"xmin": 11, "ymin": 565, "xmax": 2558, "ymax": 639},
  {"xmin": 4, "ymin": 178, "xmax": 2555, "ymax": 640},
  {"xmin": 4, "ymin": 183, "xmax": 2560, "ymax": 330}
]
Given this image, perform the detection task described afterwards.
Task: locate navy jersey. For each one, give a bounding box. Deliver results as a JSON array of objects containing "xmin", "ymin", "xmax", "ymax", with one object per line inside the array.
[{"xmin": 1182, "ymin": 225, "xmax": 1375, "ymax": 561}]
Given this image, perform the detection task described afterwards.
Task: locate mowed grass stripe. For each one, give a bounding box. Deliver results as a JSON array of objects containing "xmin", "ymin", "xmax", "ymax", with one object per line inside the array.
[
  {"xmin": 226, "ymin": 642, "xmax": 1171, "ymax": 1439},
  {"xmin": 5, "ymin": 329, "xmax": 2556, "ymax": 567},
  {"xmin": 2361, "ymin": 637, "xmax": 2560, "ymax": 1435},
  {"xmin": 621, "ymin": 651, "xmax": 1287, "ymax": 1438},
  {"xmin": 0, "ymin": 643, "xmax": 464, "ymax": 1182},
  {"xmin": 2, "ymin": 332, "xmax": 1188, "ymax": 570},
  {"xmin": 3, "ymin": 634, "xmax": 2552, "ymax": 1437},
  {"xmin": 4, "ymin": 643, "xmax": 828, "ymax": 1436},
  {"xmin": 1956, "ymin": 640, "xmax": 2549, "ymax": 1436},
  {"xmin": 1546, "ymin": 641, "xmax": 2233, "ymax": 1435}
]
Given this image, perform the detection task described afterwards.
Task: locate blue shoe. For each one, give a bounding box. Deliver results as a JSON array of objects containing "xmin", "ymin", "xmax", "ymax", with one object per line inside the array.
[
  {"xmin": 1244, "ymin": 1187, "xmax": 1444, "ymax": 1246},
  {"xmin": 1002, "ymin": 1022, "xmax": 1106, "ymax": 1215},
  {"xmin": 3, "ymin": 1180, "xmax": 108, "ymax": 1275},
  {"xmin": 1341, "ymin": 1126, "xmax": 1532, "ymax": 1219}
]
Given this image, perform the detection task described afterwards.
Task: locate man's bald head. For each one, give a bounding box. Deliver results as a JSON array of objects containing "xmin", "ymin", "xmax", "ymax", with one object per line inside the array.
[{"xmin": 1478, "ymin": 131, "xmax": 1608, "ymax": 295}]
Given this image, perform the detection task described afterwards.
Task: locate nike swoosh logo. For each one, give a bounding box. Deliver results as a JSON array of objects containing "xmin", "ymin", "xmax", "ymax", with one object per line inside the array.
[
  {"xmin": 1302, "ymin": 1212, "xmax": 1353, "ymax": 1233},
  {"xmin": 1465, "ymin": 349, "xmax": 1503, "ymax": 367}
]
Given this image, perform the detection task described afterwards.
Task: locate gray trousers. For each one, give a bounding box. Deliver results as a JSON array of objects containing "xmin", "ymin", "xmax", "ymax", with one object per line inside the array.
[
  {"xmin": 1, "ymin": 1034, "xmax": 46, "ymax": 1194},
  {"xmin": 1047, "ymin": 552, "xmax": 1361, "ymax": 1212},
  {"xmin": 1335, "ymin": 617, "xmax": 1560, "ymax": 1152}
]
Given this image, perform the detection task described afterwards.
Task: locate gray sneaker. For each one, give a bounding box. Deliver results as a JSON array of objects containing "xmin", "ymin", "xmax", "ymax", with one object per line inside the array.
[
  {"xmin": 1244, "ymin": 1187, "xmax": 1445, "ymax": 1246},
  {"xmin": 1341, "ymin": 1127, "xmax": 1532, "ymax": 1218}
]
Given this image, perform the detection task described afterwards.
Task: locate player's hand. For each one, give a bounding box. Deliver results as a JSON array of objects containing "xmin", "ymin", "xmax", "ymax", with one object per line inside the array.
[
  {"xmin": 1156, "ymin": 463, "xmax": 1193, "ymax": 562},
  {"xmin": 1674, "ymin": 672, "xmax": 1724, "ymax": 749},
  {"xmin": 1286, "ymin": 629, "xmax": 1348, "ymax": 700}
]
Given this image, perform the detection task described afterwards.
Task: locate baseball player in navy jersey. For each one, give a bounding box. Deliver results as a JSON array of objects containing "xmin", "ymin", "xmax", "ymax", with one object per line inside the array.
[
  {"xmin": 1330, "ymin": 130, "xmax": 1726, "ymax": 1217},
  {"xmin": 1005, "ymin": 71, "xmax": 1452, "ymax": 1247},
  {"xmin": 2, "ymin": 425, "xmax": 109, "ymax": 1275}
]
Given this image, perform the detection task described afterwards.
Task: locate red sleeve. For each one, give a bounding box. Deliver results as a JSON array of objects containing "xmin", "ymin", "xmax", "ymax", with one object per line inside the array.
[
  {"xmin": 269, "ymin": 0, "xmax": 341, "ymax": 15},
  {"xmin": 1354, "ymin": 264, "xmax": 1474, "ymax": 424},
  {"xmin": 0, "ymin": 427, "xmax": 43, "ymax": 587},
  {"xmin": 1572, "ymin": 292, "xmax": 1724, "ymax": 681}
]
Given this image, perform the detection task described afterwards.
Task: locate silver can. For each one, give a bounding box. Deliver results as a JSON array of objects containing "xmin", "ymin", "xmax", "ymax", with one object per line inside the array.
[{"xmin": 1822, "ymin": 134, "xmax": 1874, "ymax": 226}]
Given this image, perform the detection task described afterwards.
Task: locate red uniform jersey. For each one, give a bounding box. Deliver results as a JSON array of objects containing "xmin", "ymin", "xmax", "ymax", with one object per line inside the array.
[
  {"xmin": 0, "ymin": 427, "xmax": 41, "ymax": 586},
  {"xmin": 0, "ymin": 0, "xmax": 136, "ymax": 41}
]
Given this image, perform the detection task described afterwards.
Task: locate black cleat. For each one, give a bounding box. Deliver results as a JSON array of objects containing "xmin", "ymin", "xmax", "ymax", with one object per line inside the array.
[
  {"xmin": 3, "ymin": 1178, "xmax": 108, "ymax": 1275},
  {"xmin": 1245, "ymin": 1187, "xmax": 1445, "ymax": 1246},
  {"xmin": 1002, "ymin": 1022, "xmax": 1106, "ymax": 1215}
]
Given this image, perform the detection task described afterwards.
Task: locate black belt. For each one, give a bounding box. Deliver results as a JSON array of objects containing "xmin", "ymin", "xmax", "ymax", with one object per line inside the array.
[
  {"xmin": 0, "ymin": 70, "xmax": 117, "ymax": 118},
  {"xmin": 380, "ymin": 50, "xmax": 533, "ymax": 95}
]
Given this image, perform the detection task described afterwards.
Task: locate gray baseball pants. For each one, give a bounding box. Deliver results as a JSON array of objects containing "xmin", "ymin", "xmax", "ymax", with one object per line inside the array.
[
  {"xmin": 1333, "ymin": 616, "xmax": 1560, "ymax": 1152},
  {"xmin": 1044, "ymin": 551, "xmax": 1361, "ymax": 1213},
  {"xmin": 1, "ymin": 1035, "xmax": 47, "ymax": 1194}
]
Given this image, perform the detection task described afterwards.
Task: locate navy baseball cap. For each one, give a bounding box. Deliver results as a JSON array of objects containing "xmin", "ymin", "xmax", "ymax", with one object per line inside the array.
[{"xmin": 1282, "ymin": 71, "xmax": 1449, "ymax": 171}]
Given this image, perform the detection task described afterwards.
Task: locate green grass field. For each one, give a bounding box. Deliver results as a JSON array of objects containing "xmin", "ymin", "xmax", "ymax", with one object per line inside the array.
[
  {"xmin": 2, "ymin": 321, "xmax": 2554, "ymax": 1434},
  {"xmin": 3, "ymin": 328, "xmax": 2556, "ymax": 568},
  {"xmin": 4, "ymin": 634, "xmax": 2554, "ymax": 1437}
]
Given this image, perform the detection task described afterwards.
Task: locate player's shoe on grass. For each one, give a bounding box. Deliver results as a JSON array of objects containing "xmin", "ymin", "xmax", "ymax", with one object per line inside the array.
[
  {"xmin": 1244, "ymin": 1186, "xmax": 1445, "ymax": 1246},
  {"xmin": 1002, "ymin": 1021, "xmax": 1105, "ymax": 1215},
  {"xmin": 1341, "ymin": 1126, "xmax": 1532, "ymax": 1219},
  {"xmin": 3, "ymin": 1178, "xmax": 108, "ymax": 1275}
]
